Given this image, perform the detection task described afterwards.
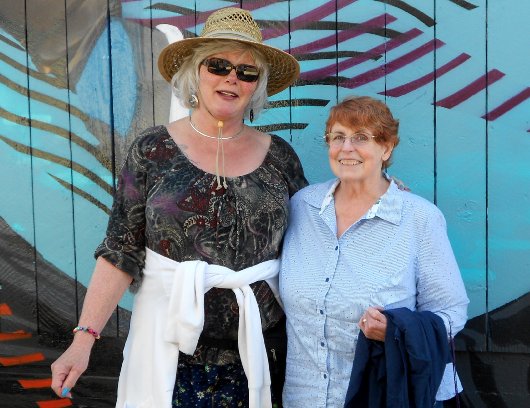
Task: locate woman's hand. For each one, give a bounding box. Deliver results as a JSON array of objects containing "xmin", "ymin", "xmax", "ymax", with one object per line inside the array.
[
  {"xmin": 50, "ymin": 257, "xmax": 132, "ymax": 398},
  {"xmin": 50, "ymin": 335, "xmax": 94, "ymax": 398},
  {"xmin": 359, "ymin": 306, "xmax": 387, "ymax": 342}
]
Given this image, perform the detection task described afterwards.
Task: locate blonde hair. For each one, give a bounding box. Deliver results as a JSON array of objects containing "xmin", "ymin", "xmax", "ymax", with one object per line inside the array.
[{"xmin": 171, "ymin": 40, "xmax": 269, "ymax": 120}]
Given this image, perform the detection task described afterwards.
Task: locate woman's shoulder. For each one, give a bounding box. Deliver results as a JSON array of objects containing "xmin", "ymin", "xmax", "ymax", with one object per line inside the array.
[
  {"xmin": 266, "ymin": 134, "xmax": 308, "ymax": 191},
  {"xmin": 126, "ymin": 125, "xmax": 180, "ymax": 160},
  {"xmin": 131, "ymin": 125, "xmax": 171, "ymax": 150},
  {"xmin": 398, "ymin": 187, "xmax": 446, "ymax": 223},
  {"xmin": 268, "ymin": 134, "xmax": 300, "ymax": 159},
  {"xmin": 120, "ymin": 125, "xmax": 180, "ymax": 172},
  {"xmin": 401, "ymin": 188, "xmax": 439, "ymax": 210},
  {"xmin": 291, "ymin": 179, "xmax": 335, "ymax": 203}
]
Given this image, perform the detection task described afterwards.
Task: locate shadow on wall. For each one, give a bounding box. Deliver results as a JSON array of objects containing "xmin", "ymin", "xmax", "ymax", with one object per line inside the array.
[{"xmin": 0, "ymin": 216, "xmax": 131, "ymax": 337}]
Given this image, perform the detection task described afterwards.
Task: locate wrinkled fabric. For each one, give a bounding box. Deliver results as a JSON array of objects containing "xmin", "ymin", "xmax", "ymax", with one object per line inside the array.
[
  {"xmin": 96, "ymin": 125, "xmax": 307, "ymax": 365},
  {"xmin": 280, "ymin": 179, "xmax": 469, "ymax": 407},
  {"xmin": 117, "ymin": 248, "xmax": 279, "ymax": 408},
  {"xmin": 344, "ymin": 308, "xmax": 450, "ymax": 408}
]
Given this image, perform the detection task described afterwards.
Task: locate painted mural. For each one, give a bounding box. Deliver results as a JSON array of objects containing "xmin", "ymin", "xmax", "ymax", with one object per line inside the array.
[{"xmin": 0, "ymin": 0, "xmax": 529, "ymax": 406}]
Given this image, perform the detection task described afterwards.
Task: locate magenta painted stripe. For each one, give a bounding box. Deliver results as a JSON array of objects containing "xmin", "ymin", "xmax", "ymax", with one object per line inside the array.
[
  {"xmin": 127, "ymin": 4, "xmax": 264, "ymax": 29},
  {"xmin": 381, "ymin": 53, "xmax": 471, "ymax": 97},
  {"xmin": 241, "ymin": 1, "xmax": 276, "ymax": 12},
  {"xmin": 127, "ymin": 15, "xmax": 195, "ymax": 29},
  {"xmin": 130, "ymin": 1, "xmax": 357, "ymax": 38},
  {"xmin": 129, "ymin": 0, "xmax": 355, "ymax": 39},
  {"xmin": 301, "ymin": 28, "xmax": 423, "ymax": 81},
  {"xmin": 290, "ymin": 14, "xmax": 394, "ymax": 55},
  {"xmin": 435, "ymin": 69, "xmax": 505, "ymax": 109},
  {"xmin": 337, "ymin": 14, "xmax": 397, "ymax": 43},
  {"xmin": 483, "ymin": 87, "xmax": 530, "ymax": 121},
  {"xmin": 261, "ymin": 0, "xmax": 357, "ymax": 40},
  {"xmin": 341, "ymin": 39, "xmax": 444, "ymax": 89},
  {"xmin": 290, "ymin": 0, "xmax": 357, "ymax": 30}
]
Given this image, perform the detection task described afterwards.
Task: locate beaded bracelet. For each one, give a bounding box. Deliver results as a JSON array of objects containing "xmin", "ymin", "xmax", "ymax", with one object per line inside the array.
[{"xmin": 73, "ymin": 326, "xmax": 101, "ymax": 340}]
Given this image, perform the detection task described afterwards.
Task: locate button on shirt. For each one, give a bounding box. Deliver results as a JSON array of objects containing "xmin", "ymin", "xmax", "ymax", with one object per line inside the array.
[{"xmin": 279, "ymin": 179, "xmax": 469, "ymax": 408}]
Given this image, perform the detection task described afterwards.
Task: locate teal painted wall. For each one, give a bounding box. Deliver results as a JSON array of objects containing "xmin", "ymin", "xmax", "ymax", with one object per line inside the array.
[{"xmin": 1, "ymin": 1, "xmax": 529, "ymax": 405}]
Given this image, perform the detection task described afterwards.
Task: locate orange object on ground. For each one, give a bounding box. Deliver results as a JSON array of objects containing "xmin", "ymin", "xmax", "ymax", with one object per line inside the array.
[
  {"xmin": 37, "ymin": 399, "xmax": 73, "ymax": 408},
  {"xmin": 0, "ymin": 303, "xmax": 13, "ymax": 315},
  {"xmin": 0, "ymin": 330, "xmax": 32, "ymax": 341},
  {"xmin": 18, "ymin": 378, "xmax": 53, "ymax": 389},
  {"xmin": 0, "ymin": 352, "xmax": 45, "ymax": 366}
]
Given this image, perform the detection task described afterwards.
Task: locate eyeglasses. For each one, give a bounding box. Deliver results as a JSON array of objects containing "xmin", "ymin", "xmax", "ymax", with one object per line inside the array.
[
  {"xmin": 324, "ymin": 131, "xmax": 377, "ymax": 147},
  {"xmin": 201, "ymin": 57, "xmax": 260, "ymax": 83}
]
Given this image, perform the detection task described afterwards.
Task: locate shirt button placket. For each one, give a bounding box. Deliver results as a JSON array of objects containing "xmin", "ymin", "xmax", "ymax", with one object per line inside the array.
[{"xmin": 316, "ymin": 304, "xmax": 326, "ymax": 372}]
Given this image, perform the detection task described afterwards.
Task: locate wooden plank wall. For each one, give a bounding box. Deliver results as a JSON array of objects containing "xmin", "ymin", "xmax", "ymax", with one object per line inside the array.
[{"xmin": 1, "ymin": 0, "xmax": 529, "ymax": 406}]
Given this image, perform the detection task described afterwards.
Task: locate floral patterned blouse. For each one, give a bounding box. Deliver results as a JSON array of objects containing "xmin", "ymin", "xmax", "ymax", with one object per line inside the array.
[{"xmin": 95, "ymin": 125, "xmax": 308, "ymax": 364}]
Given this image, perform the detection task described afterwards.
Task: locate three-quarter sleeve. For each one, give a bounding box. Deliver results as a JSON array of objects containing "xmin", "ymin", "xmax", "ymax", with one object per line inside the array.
[
  {"xmin": 415, "ymin": 207, "xmax": 470, "ymax": 335},
  {"xmin": 94, "ymin": 136, "xmax": 149, "ymax": 280}
]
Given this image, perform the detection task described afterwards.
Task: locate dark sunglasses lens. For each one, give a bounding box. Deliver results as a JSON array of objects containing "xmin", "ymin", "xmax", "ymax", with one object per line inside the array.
[
  {"xmin": 206, "ymin": 58, "xmax": 231, "ymax": 76},
  {"xmin": 236, "ymin": 65, "xmax": 259, "ymax": 82}
]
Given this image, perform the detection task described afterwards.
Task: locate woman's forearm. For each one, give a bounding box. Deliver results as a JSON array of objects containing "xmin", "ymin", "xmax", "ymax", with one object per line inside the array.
[{"xmin": 75, "ymin": 256, "xmax": 133, "ymax": 336}]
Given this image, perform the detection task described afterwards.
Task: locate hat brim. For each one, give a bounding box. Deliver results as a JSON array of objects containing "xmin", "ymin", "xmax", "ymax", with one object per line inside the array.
[{"xmin": 158, "ymin": 37, "xmax": 300, "ymax": 97}]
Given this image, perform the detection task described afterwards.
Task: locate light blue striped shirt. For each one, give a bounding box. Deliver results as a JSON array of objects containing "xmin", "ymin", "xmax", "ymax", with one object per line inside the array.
[{"xmin": 280, "ymin": 179, "xmax": 469, "ymax": 408}]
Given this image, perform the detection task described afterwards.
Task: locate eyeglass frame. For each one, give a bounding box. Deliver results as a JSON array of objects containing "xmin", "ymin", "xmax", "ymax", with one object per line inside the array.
[
  {"xmin": 324, "ymin": 131, "xmax": 378, "ymax": 147},
  {"xmin": 201, "ymin": 57, "xmax": 260, "ymax": 82}
]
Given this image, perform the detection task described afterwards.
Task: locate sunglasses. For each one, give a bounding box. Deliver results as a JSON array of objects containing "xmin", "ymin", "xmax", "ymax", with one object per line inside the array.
[{"xmin": 201, "ymin": 57, "xmax": 260, "ymax": 83}]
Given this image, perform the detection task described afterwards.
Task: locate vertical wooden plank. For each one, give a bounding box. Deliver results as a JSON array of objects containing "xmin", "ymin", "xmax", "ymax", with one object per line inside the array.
[
  {"xmin": 435, "ymin": 0, "xmax": 487, "ymax": 351},
  {"xmin": 487, "ymin": 0, "xmax": 530, "ymax": 354},
  {"xmin": 25, "ymin": 0, "xmax": 77, "ymax": 333},
  {"xmin": 112, "ymin": 0, "xmax": 155, "ymax": 164},
  {"xmin": 336, "ymin": 0, "xmax": 388, "ymax": 184},
  {"xmin": 0, "ymin": 0, "xmax": 38, "ymax": 333},
  {"xmin": 288, "ymin": 0, "xmax": 336, "ymax": 184},
  {"xmin": 152, "ymin": 0, "xmax": 197, "ymax": 125},
  {"xmin": 64, "ymin": 0, "xmax": 120, "ymax": 336},
  {"xmin": 245, "ymin": 2, "xmax": 291, "ymax": 136},
  {"xmin": 380, "ymin": 0, "xmax": 435, "ymax": 201},
  {"xmin": 108, "ymin": 0, "xmax": 155, "ymax": 316},
  {"xmin": 336, "ymin": 0, "xmax": 388, "ymax": 100}
]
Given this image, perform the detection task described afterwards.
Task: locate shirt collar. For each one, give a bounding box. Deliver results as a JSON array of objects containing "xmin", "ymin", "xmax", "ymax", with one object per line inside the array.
[
  {"xmin": 306, "ymin": 177, "xmax": 403, "ymax": 225},
  {"xmin": 319, "ymin": 179, "xmax": 340, "ymax": 214},
  {"xmin": 374, "ymin": 180, "xmax": 403, "ymax": 225}
]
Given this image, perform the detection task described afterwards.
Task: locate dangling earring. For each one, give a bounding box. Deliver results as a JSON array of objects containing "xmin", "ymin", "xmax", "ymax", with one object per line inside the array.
[
  {"xmin": 249, "ymin": 108, "xmax": 254, "ymax": 123},
  {"xmin": 189, "ymin": 94, "xmax": 199, "ymax": 108}
]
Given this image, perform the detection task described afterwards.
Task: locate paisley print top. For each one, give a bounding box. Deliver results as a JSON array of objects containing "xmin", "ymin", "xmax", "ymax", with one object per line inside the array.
[{"xmin": 95, "ymin": 125, "xmax": 308, "ymax": 364}]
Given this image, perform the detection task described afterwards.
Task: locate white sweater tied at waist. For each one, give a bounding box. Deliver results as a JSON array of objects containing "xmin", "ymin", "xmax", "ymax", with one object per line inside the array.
[{"xmin": 116, "ymin": 248, "xmax": 281, "ymax": 408}]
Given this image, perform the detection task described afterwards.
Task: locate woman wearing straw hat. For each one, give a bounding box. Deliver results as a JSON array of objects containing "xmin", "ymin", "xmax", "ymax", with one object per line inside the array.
[{"xmin": 51, "ymin": 7, "xmax": 307, "ymax": 408}]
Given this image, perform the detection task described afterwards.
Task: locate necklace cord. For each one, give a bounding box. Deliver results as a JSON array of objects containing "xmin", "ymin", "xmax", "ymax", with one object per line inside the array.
[
  {"xmin": 215, "ymin": 121, "xmax": 228, "ymax": 189},
  {"xmin": 189, "ymin": 116, "xmax": 244, "ymax": 140},
  {"xmin": 189, "ymin": 117, "xmax": 236, "ymax": 189}
]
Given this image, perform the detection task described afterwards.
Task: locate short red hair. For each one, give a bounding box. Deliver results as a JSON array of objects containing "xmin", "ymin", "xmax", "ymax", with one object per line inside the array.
[{"xmin": 325, "ymin": 96, "xmax": 399, "ymax": 169}]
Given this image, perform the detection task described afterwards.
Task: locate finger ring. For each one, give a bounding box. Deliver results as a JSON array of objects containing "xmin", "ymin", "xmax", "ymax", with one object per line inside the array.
[{"xmin": 362, "ymin": 318, "xmax": 367, "ymax": 323}]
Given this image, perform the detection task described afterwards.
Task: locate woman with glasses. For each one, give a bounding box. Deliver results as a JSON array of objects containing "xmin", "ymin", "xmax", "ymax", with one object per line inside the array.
[
  {"xmin": 51, "ymin": 7, "xmax": 307, "ymax": 408},
  {"xmin": 280, "ymin": 96, "xmax": 469, "ymax": 407}
]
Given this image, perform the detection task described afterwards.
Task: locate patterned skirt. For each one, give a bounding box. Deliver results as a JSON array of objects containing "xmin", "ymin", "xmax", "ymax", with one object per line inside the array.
[{"xmin": 172, "ymin": 362, "xmax": 282, "ymax": 408}]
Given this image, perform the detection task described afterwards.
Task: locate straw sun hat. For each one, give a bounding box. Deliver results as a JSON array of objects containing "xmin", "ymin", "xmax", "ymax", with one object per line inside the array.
[{"xmin": 158, "ymin": 7, "xmax": 300, "ymax": 96}]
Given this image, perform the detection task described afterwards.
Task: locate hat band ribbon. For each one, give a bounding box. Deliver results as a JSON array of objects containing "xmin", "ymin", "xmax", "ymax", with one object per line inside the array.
[{"xmin": 205, "ymin": 30, "xmax": 261, "ymax": 44}]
